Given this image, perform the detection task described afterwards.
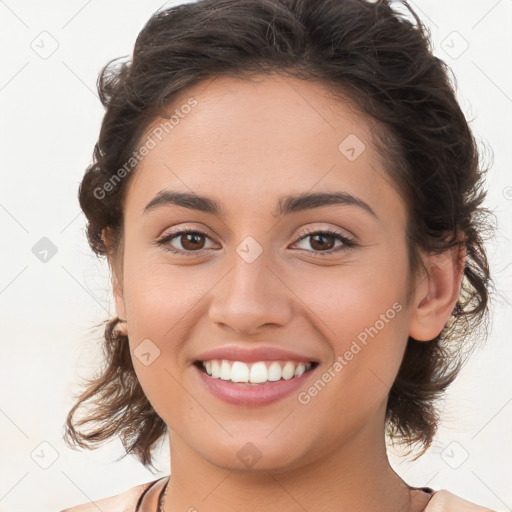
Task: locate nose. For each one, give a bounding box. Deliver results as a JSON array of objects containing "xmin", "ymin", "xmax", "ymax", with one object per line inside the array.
[{"xmin": 208, "ymin": 248, "xmax": 294, "ymax": 334}]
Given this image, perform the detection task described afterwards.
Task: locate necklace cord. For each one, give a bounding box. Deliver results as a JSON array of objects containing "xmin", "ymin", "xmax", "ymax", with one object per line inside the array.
[{"xmin": 158, "ymin": 476, "xmax": 170, "ymax": 512}]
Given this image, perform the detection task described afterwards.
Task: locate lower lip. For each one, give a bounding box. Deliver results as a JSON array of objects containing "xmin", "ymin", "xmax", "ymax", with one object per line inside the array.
[{"xmin": 194, "ymin": 364, "xmax": 318, "ymax": 406}]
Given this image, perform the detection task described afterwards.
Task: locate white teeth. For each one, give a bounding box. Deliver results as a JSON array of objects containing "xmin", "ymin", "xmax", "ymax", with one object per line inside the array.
[
  {"xmin": 294, "ymin": 363, "xmax": 306, "ymax": 377},
  {"xmin": 231, "ymin": 361, "xmax": 250, "ymax": 382},
  {"xmin": 220, "ymin": 360, "xmax": 232, "ymax": 380},
  {"xmin": 281, "ymin": 361, "xmax": 295, "ymax": 380},
  {"xmin": 200, "ymin": 359, "xmax": 313, "ymax": 384},
  {"xmin": 249, "ymin": 362, "xmax": 267, "ymax": 383},
  {"xmin": 267, "ymin": 361, "xmax": 282, "ymax": 381},
  {"xmin": 211, "ymin": 360, "xmax": 221, "ymax": 378}
]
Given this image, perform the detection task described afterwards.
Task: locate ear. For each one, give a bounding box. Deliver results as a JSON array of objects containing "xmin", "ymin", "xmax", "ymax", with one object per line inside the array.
[
  {"xmin": 102, "ymin": 228, "xmax": 127, "ymax": 327},
  {"xmin": 111, "ymin": 266, "xmax": 126, "ymax": 323},
  {"xmin": 408, "ymin": 243, "xmax": 466, "ymax": 342}
]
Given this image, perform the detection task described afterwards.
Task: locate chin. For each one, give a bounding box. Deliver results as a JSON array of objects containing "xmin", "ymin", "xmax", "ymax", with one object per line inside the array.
[{"xmin": 194, "ymin": 433, "xmax": 314, "ymax": 474}]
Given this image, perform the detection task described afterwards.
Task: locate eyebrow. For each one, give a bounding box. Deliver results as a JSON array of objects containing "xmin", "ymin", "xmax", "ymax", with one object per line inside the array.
[{"xmin": 143, "ymin": 190, "xmax": 378, "ymax": 219}]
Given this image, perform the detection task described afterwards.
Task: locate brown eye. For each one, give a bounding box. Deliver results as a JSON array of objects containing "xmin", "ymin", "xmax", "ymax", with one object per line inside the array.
[
  {"xmin": 308, "ymin": 233, "xmax": 336, "ymax": 251},
  {"xmin": 157, "ymin": 229, "xmax": 214, "ymax": 254},
  {"xmin": 293, "ymin": 228, "xmax": 357, "ymax": 256},
  {"xmin": 180, "ymin": 232, "xmax": 206, "ymax": 251}
]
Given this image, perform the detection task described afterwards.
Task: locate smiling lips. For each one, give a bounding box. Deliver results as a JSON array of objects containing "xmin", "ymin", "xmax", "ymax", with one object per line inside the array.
[
  {"xmin": 194, "ymin": 345, "xmax": 318, "ymax": 384},
  {"xmin": 193, "ymin": 345, "xmax": 319, "ymax": 405},
  {"xmin": 199, "ymin": 359, "xmax": 315, "ymax": 384}
]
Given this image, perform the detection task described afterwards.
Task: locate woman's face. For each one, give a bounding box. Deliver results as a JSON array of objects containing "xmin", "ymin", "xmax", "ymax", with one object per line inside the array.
[{"xmin": 111, "ymin": 74, "xmax": 425, "ymax": 472}]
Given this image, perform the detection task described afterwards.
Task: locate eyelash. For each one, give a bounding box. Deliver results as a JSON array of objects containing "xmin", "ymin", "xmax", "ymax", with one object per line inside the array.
[{"xmin": 155, "ymin": 227, "xmax": 357, "ymax": 257}]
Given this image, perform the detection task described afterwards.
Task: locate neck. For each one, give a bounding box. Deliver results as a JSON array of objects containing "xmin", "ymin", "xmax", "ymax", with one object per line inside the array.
[{"xmin": 162, "ymin": 404, "xmax": 420, "ymax": 512}]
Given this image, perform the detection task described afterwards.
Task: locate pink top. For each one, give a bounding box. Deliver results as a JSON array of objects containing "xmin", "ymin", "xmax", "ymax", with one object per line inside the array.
[{"xmin": 59, "ymin": 476, "xmax": 498, "ymax": 512}]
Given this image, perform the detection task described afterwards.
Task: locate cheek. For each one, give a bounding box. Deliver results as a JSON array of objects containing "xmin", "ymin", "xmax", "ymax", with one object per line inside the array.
[
  {"xmin": 299, "ymin": 248, "xmax": 409, "ymax": 348},
  {"xmin": 120, "ymin": 248, "xmax": 204, "ymax": 413},
  {"xmin": 297, "ymin": 253, "xmax": 410, "ymax": 414},
  {"xmin": 122, "ymin": 246, "xmax": 208, "ymax": 342}
]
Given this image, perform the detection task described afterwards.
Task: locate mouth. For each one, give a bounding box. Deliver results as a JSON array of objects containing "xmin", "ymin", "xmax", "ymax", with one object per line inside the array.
[{"xmin": 193, "ymin": 359, "xmax": 320, "ymax": 385}]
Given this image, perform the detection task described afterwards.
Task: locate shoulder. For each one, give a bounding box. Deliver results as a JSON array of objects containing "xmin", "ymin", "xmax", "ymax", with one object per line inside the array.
[
  {"xmin": 425, "ymin": 489, "xmax": 498, "ymax": 512},
  {"xmin": 58, "ymin": 477, "xmax": 164, "ymax": 512}
]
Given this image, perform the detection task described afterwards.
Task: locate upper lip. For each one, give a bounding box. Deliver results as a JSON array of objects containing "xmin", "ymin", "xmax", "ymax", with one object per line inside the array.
[{"xmin": 194, "ymin": 346, "xmax": 319, "ymax": 364}]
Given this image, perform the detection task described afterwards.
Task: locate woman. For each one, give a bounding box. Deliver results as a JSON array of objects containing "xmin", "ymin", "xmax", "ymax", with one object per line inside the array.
[{"xmin": 61, "ymin": 0, "xmax": 497, "ymax": 510}]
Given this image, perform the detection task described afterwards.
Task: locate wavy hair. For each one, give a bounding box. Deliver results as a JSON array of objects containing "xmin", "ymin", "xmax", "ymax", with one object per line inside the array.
[{"xmin": 63, "ymin": 0, "xmax": 494, "ymax": 470}]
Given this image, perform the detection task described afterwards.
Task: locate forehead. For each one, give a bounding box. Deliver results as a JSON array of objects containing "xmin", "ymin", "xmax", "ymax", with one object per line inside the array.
[{"xmin": 124, "ymin": 74, "xmax": 405, "ymax": 228}]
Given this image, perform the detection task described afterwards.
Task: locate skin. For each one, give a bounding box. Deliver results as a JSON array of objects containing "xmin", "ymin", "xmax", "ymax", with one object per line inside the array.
[{"xmin": 106, "ymin": 74, "xmax": 465, "ymax": 512}]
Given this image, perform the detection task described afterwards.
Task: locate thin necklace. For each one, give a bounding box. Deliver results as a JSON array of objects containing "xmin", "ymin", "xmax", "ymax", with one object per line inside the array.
[
  {"xmin": 158, "ymin": 476, "xmax": 170, "ymax": 512},
  {"xmin": 155, "ymin": 477, "xmax": 431, "ymax": 511}
]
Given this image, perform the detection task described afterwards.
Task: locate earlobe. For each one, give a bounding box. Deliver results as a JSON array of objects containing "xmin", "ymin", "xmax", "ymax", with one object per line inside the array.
[{"xmin": 408, "ymin": 244, "xmax": 466, "ymax": 342}]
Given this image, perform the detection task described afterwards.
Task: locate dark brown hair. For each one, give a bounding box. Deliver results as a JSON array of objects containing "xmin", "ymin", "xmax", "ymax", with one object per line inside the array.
[{"xmin": 64, "ymin": 0, "xmax": 494, "ymax": 471}]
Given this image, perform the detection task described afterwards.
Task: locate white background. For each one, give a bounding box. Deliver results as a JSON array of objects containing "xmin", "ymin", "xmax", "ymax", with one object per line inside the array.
[{"xmin": 0, "ymin": 1, "xmax": 511, "ymax": 511}]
